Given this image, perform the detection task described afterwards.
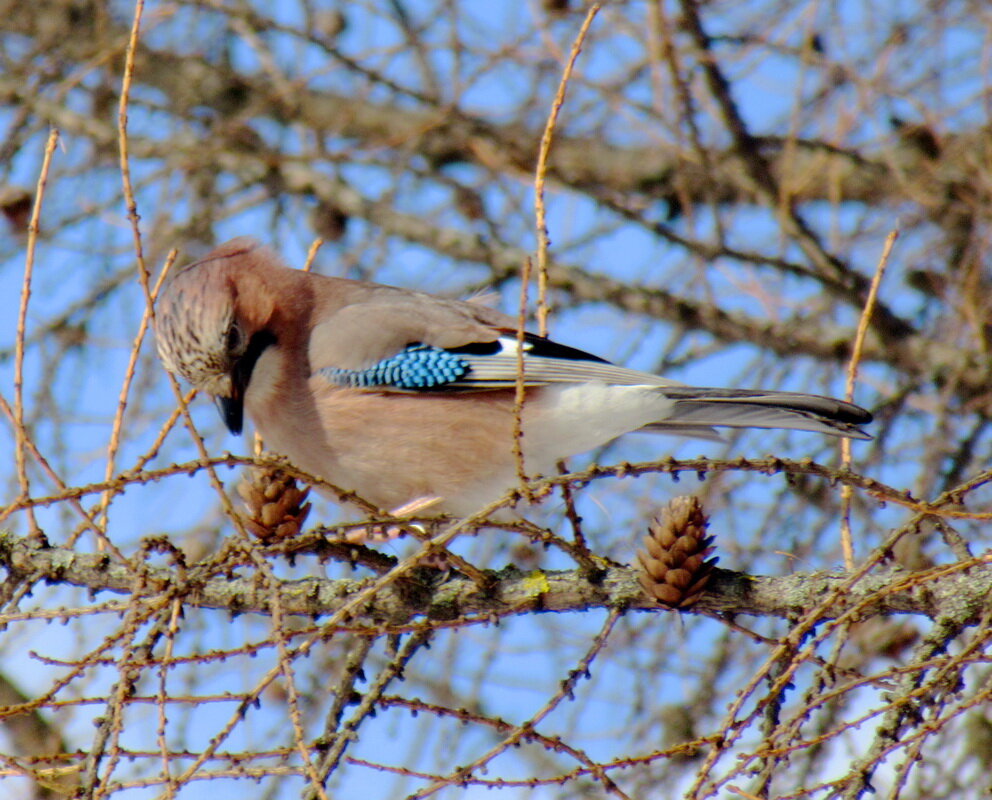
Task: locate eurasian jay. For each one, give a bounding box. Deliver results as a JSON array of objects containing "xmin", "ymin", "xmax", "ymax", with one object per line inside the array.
[{"xmin": 155, "ymin": 238, "xmax": 872, "ymax": 518}]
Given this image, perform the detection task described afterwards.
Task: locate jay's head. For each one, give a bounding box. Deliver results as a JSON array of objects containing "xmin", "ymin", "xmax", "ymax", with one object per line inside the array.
[{"xmin": 155, "ymin": 239, "xmax": 277, "ymax": 435}]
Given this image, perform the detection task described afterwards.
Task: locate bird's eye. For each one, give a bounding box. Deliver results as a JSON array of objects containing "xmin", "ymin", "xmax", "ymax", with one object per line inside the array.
[{"xmin": 225, "ymin": 323, "xmax": 245, "ymax": 354}]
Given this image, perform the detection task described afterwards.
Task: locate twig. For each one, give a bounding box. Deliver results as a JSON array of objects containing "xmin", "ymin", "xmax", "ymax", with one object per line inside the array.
[
  {"xmin": 107, "ymin": 0, "xmax": 149, "ymax": 557},
  {"xmin": 12, "ymin": 127, "xmax": 59, "ymax": 536},
  {"xmin": 517, "ymin": 6, "xmax": 599, "ymax": 499},
  {"xmin": 409, "ymin": 609, "xmax": 628, "ymax": 799},
  {"xmin": 268, "ymin": 575, "xmax": 331, "ymax": 800},
  {"xmin": 511, "ymin": 256, "xmax": 533, "ymax": 500},
  {"xmin": 306, "ymin": 630, "xmax": 433, "ymax": 797},
  {"xmin": 840, "ymin": 228, "xmax": 897, "ymax": 568},
  {"xmin": 155, "ymin": 598, "xmax": 182, "ymax": 800},
  {"xmin": 97, "ymin": 253, "xmax": 174, "ymax": 540},
  {"xmin": 0, "ymin": 393, "xmax": 129, "ymax": 561},
  {"xmin": 534, "ymin": 3, "xmax": 600, "ymax": 337},
  {"xmin": 303, "ymin": 237, "xmax": 324, "ymax": 272}
]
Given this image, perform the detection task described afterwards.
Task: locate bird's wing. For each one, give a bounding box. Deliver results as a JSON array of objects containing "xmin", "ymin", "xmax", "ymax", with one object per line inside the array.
[{"xmin": 308, "ymin": 292, "xmax": 683, "ymax": 392}]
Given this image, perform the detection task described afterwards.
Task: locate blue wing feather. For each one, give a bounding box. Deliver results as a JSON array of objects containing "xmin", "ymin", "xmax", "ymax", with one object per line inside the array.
[{"xmin": 320, "ymin": 343, "xmax": 470, "ymax": 389}]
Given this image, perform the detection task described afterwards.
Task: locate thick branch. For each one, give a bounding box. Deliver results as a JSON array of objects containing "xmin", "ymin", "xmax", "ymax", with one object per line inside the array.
[{"xmin": 1, "ymin": 532, "xmax": 988, "ymax": 625}]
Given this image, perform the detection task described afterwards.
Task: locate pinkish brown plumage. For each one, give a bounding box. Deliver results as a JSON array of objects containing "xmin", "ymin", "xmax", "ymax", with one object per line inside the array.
[{"xmin": 155, "ymin": 237, "xmax": 872, "ymax": 518}]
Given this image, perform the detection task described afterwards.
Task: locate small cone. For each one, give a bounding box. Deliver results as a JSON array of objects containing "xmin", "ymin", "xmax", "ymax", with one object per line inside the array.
[
  {"xmin": 636, "ymin": 496, "xmax": 717, "ymax": 609},
  {"xmin": 237, "ymin": 467, "xmax": 311, "ymax": 542}
]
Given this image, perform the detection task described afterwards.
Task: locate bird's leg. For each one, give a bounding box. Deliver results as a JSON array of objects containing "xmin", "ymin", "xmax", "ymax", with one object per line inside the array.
[{"xmin": 342, "ymin": 495, "xmax": 444, "ymax": 544}]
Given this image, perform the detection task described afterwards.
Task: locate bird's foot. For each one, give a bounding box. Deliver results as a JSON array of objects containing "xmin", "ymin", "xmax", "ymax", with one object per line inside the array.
[{"xmin": 341, "ymin": 495, "xmax": 443, "ymax": 547}]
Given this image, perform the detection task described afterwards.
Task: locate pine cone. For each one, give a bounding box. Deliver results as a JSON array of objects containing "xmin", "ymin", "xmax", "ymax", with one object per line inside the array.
[
  {"xmin": 237, "ymin": 467, "xmax": 312, "ymax": 542},
  {"xmin": 636, "ymin": 496, "xmax": 717, "ymax": 609}
]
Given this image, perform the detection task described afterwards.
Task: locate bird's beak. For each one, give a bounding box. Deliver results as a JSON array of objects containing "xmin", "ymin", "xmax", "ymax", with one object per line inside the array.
[
  {"xmin": 213, "ymin": 329, "xmax": 275, "ymax": 436},
  {"xmin": 216, "ymin": 392, "xmax": 244, "ymax": 435},
  {"xmin": 215, "ymin": 366, "xmax": 248, "ymax": 435}
]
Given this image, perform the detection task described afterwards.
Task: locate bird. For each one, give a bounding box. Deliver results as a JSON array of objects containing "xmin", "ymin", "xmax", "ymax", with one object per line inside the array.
[{"xmin": 155, "ymin": 237, "xmax": 872, "ymax": 519}]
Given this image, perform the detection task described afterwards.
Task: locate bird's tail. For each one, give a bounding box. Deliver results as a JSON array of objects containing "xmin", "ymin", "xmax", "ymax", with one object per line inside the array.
[{"xmin": 642, "ymin": 387, "xmax": 873, "ymax": 440}]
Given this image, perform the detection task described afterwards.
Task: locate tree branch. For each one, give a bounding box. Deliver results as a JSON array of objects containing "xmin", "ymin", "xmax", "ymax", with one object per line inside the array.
[{"xmin": 2, "ymin": 531, "xmax": 988, "ymax": 625}]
